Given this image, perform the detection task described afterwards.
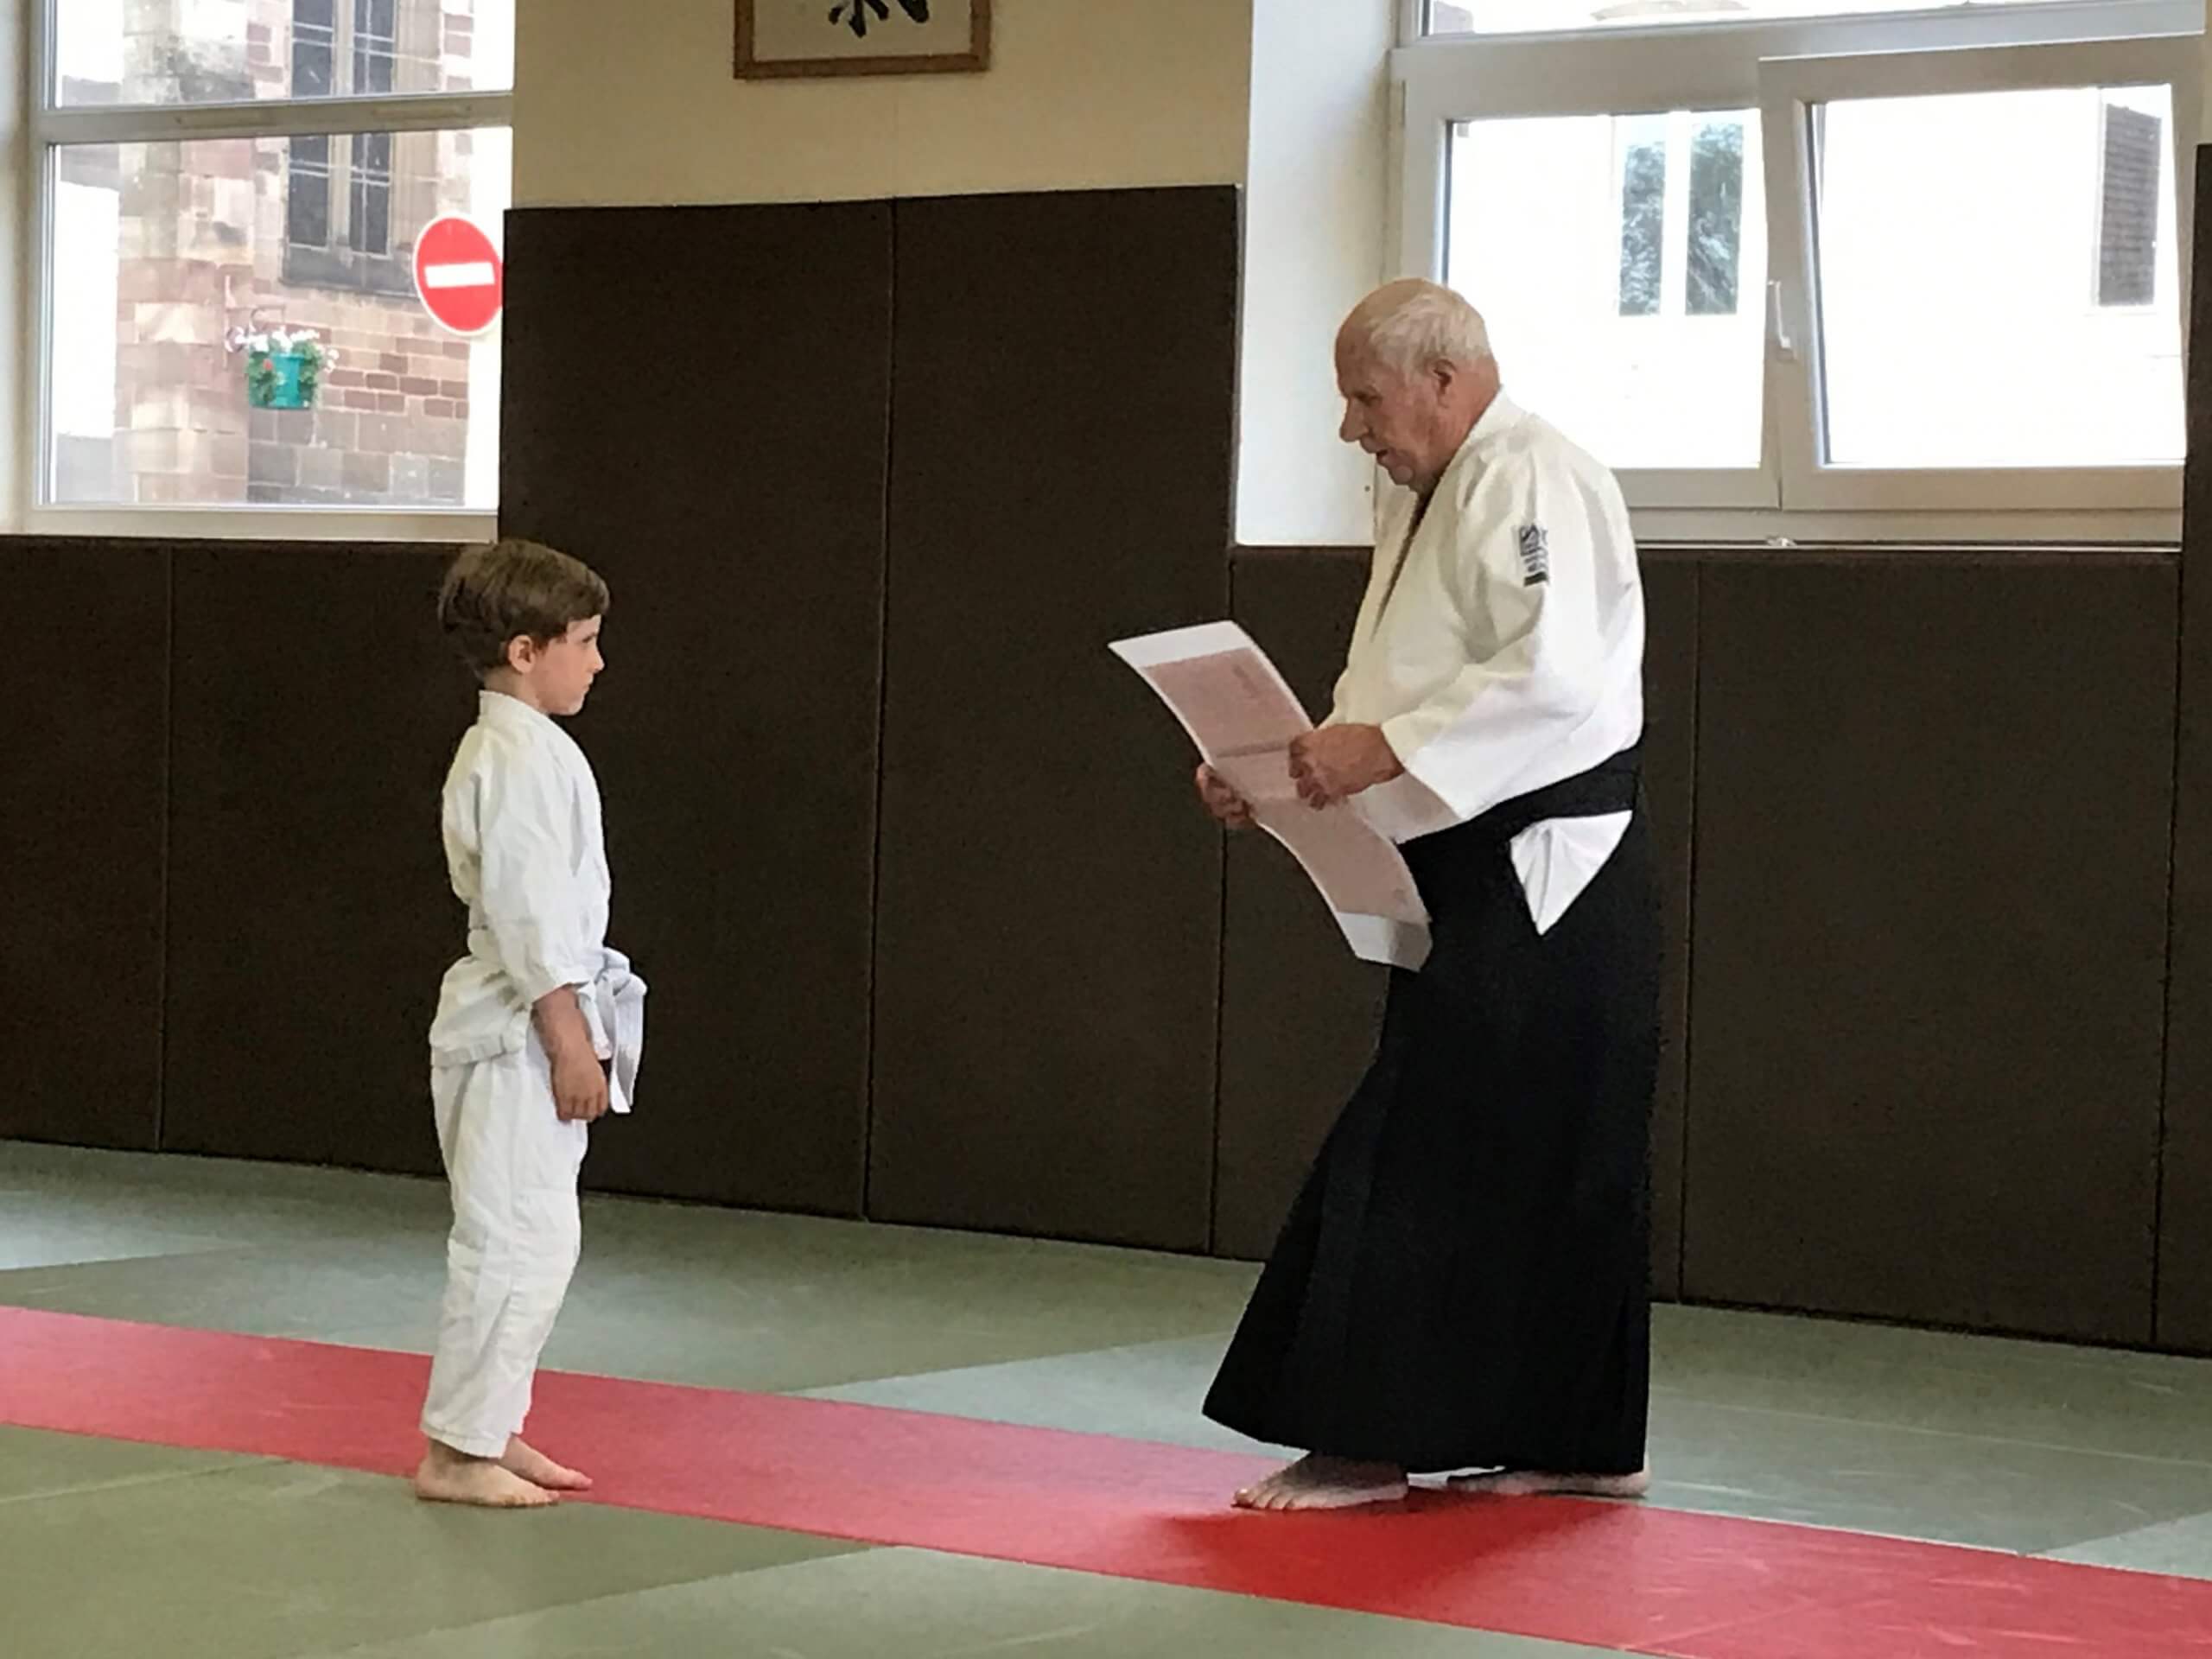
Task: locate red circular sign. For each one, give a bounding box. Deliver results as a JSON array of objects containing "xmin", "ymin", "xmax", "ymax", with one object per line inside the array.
[{"xmin": 414, "ymin": 215, "xmax": 505, "ymax": 337}]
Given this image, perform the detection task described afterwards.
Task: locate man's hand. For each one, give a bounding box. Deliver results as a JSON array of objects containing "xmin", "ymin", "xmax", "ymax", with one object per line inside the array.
[
  {"xmin": 1195, "ymin": 763, "xmax": 1255, "ymax": 830},
  {"xmin": 536, "ymin": 987, "xmax": 610, "ymax": 1122},
  {"xmin": 1288, "ymin": 724, "xmax": 1403, "ymax": 810}
]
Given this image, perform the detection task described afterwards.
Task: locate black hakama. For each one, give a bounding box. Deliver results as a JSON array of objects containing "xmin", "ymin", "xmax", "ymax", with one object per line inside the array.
[{"xmin": 1204, "ymin": 748, "xmax": 1662, "ymax": 1476}]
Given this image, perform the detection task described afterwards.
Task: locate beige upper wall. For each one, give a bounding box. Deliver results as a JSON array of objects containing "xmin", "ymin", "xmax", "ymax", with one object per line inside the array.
[
  {"xmin": 512, "ymin": 0, "xmax": 1394, "ymax": 545},
  {"xmin": 515, "ymin": 0, "xmax": 1255, "ymax": 207}
]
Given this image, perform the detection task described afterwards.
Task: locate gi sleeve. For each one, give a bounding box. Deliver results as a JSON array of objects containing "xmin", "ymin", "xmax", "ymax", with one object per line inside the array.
[
  {"xmin": 470, "ymin": 736, "xmax": 594, "ymax": 1007},
  {"xmin": 1377, "ymin": 448, "xmax": 1611, "ymax": 823}
]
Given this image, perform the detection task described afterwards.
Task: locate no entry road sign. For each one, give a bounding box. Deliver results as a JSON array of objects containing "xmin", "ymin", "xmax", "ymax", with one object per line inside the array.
[{"xmin": 415, "ymin": 215, "xmax": 504, "ymax": 337}]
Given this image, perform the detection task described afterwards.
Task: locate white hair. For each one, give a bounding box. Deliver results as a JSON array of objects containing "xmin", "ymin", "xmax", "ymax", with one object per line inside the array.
[{"xmin": 1347, "ymin": 282, "xmax": 1494, "ymax": 379}]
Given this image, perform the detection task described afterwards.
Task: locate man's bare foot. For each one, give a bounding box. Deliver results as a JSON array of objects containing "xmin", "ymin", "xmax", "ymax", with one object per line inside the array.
[
  {"xmin": 502, "ymin": 1437, "xmax": 593, "ymax": 1492},
  {"xmin": 1233, "ymin": 1454, "xmax": 1408, "ymax": 1512},
  {"xmin": 1446, "ymin": 1464, "xmax": 1651, "ymax": 1499},
  {"xmin": 412, "ymin": 1441, "xmax": 556, "ymax": 1509}
]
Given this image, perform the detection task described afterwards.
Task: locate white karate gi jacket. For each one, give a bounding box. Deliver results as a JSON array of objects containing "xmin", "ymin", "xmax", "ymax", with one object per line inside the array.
[
  {"xmin": 1335, "ymin": 395, "xmax": 1646, "ymax": 934},
  {"xmin": 428, "ymin": 691, "xmax": 644, "ymax": 1109}
]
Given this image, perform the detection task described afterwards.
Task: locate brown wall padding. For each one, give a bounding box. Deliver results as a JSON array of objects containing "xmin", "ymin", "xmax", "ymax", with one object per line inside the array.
[
  {"xmin": 500, "ymin": 202, "xmax": 891, "ymax": 1217},
  {"xmin": 1686, "ymin": 556, "xmax": 2177, "ymax": 1344},
  {"xmin": 9, "ymin": 175, "xmax": 2206, "ymax": 1359},
  {"xmin": 1215, "ymin": 550, "xmax": 1389, "ymax": 1261},
  {"xmin": 2159, "ymin": 147, "xmax": 2212, "ymax": 1354},
  {"xmin": 1640, "ymin": 556, "xmax": 1699, "ymax": 1300},
  {"xmin": 1, "ymin": 541, "xmax": 169, "ymax": 1150},
  {"xmin": 868, "ymin": 188, "xmax": 1237, "ymax": 1251},
  {"xmin": 1212, "ymin": 549, "xmax": 1698, "ymax": 1294},
  {"xmin": 163, "ymin": 545, "xmax": 456, "ymax": 1174}
]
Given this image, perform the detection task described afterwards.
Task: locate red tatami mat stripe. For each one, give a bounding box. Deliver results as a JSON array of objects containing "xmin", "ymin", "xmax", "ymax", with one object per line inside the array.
[{"xmin": 3, "ymin": 1306, "xmax": 2206, "ymax": 1656}]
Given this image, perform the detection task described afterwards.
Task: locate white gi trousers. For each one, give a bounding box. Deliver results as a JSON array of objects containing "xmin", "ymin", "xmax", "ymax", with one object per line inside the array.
[{"xmin": 418, "ymin": 1036, "xmax": 588, "ymax": 1459}]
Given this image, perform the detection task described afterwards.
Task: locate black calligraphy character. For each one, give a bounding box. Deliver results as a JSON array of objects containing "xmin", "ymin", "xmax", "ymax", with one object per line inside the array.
[
  {"xmin": 828, "ymin": 0, "xmax": 886, "ymax": 37},
  {"xmin": 828, "ymin": 0, "xmax": 930, "ymax": 38}
]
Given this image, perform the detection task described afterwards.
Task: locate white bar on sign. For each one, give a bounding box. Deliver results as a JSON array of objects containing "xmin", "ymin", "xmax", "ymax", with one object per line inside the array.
[{"xmin": 423, "ymin": 261, "xmax": 496, "ymax": 289}]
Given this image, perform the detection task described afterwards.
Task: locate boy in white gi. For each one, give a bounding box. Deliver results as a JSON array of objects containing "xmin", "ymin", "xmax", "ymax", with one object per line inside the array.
[{"xmin": 413, "ymin": 538, "xmax": 645, "ymax": 1509}]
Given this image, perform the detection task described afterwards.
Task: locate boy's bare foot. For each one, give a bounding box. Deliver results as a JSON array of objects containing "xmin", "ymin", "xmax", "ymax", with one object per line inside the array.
[
  {"xmin": 412, "ymin": 1441, "xmax": 556, "ymax": 1509},
  {"xmin": 502, "ymin": 1437, "xmax": 593, "ymax": 1492},
  {"xmin": 1446, "ymin": 1464, "xmax": 1651, "ymax": 1499},
  {"xmin": 1232, "ymin": 1454, "xmax": 1408, "ymax": 1511}
]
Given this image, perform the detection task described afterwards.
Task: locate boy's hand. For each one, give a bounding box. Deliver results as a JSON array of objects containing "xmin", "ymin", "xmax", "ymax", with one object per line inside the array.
[
  {"xmin": 550, "ymin": 1046, "xmax": 609, "ymax": 1122},
  {"xmin": 534, "ymin": 986, "xmax": 609, "ymax": 1122}
]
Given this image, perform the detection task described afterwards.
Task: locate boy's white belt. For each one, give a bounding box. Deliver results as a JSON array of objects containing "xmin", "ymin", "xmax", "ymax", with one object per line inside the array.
[{"xmin": 579, "ymin": 950, "xmax": 647, "ymax": 1116}]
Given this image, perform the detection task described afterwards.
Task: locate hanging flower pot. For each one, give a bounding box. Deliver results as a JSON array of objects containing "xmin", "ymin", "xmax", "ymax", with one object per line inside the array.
[
  {"xmin": 230, "ymin": 327, "xmax": 336, "ymax": 411},
  {"xmin": 248, "ymin": 351, "xmax": 309, "ymax": 410}
]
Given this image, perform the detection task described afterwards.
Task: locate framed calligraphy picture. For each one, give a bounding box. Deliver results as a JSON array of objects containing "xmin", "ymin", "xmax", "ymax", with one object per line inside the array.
[{"xmin": 736, "ymin": 0, "xmax": 993, "ymax": 79}]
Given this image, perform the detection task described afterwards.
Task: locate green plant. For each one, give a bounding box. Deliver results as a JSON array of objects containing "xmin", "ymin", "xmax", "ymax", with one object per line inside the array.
[{"xmin": 232, "ymin": 327, "xmax": 336, "ymax": 410}]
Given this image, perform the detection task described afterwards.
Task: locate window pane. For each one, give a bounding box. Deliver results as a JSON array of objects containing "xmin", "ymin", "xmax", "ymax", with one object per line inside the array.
[
  {"xmin": 2098, "ymin": 93, "xmax": 2161, "ymax": 308},
  {"xmin": 48, "ymin": 128, "xmax": 512, "ymax": 509},
  {"xmin": 350, "ymin": 130, "xmax": 394, "ymax": 255},
  {"xmin": 1687, "ymin": 120, "xmax": 1746, "ymax": 316},
  {"xmin": 292, "ymin": 2, "xmax": 334, "ymax": 99},
  {"xmin": 1449, "ymin": 111, "xmax": 1767, "ymax": 470},
  {"xmin": 354, "ymin": 0, "xmax": 399, "ymax": 95},
  {"xmin": 54, "ymin": 0, "xmax": 514, "ymax": 106},
  {"xmin": 1618, "ymin": 118, "xmax": 1667, "ymax": 317},
  {"xmin": 1812, "ymin": 85, "xmax": 2183, "ymax": 468},
  {"xmin": 1427, "ymin": 0, "xmax": 2091, "ymax": 36},
  {"xmin": 285, "ymin": 134, "xmax": 332, "ymax": 246}
]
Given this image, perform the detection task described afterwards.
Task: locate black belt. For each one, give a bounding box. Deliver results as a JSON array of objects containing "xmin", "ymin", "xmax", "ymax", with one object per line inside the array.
[{"xmin": 1466, "ymin": 745, "xmax": 1641, "ymax": 842}]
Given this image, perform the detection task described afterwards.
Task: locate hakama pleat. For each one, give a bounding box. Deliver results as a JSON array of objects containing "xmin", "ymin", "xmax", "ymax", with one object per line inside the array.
[{"xmin": 1205, "ymin": 754, "xmax": 1662, "ymax": 1475}]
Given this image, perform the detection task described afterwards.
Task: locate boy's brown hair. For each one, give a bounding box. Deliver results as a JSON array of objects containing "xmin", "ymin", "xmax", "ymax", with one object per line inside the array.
[{"xmin": 438, "ymin": 538, "xmax": 610, "ymax": 677}]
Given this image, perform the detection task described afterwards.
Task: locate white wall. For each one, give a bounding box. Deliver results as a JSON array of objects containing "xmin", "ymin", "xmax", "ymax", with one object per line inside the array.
[
  {"xmin": 1, "ymin": 0, "xmax": 24, "ymax": 526},
  {"xmin": 1236, "ymin": 0, "xmax": 1395, "ymax": 547},
  {"xmin": 514, "ymin": 0, "xmax": 1253, "ymax": 207}
]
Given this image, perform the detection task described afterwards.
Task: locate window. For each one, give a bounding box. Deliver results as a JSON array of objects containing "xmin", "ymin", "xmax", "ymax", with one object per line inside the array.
[
  {"xmin": 285, "ymin": 0, "xmax": 419, "ymax": 295},
  {"xmin": 2097, "ymin": 89, "xmax": 2165, "ymax": 308},
  {"xmin": 1448, "ymin": 110, "xmax": 1768, "ymax": 472},
  {"xmin": 1617, "ymin": 116, "xmax": 1668, "ymax": 317},
  {"xmin": 35, "ymin": 0, "xmax": 515, "ymax": 524},
  {"xmin": 1399, "ymin": 0, "xmax": 2200, "ymax": 528},
  {"xmin": 1687, "ymin": 119, "xmax": 1747, "ymax": 317},
  {"xmin": 1422, "ymin": 0, "xmax": 2160, "ymax": 37}
]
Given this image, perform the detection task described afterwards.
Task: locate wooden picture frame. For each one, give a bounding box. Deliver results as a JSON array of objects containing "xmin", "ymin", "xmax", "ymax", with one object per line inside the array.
[{"xmin": 735, "ymin": 0, "xmax": 992, "ymax": 80}]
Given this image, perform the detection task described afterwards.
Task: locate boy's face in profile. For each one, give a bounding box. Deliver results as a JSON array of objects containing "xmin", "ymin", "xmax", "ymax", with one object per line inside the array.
[{"xmin": 505, "ymin": 615, "xmax": 605, "ymax": 716}]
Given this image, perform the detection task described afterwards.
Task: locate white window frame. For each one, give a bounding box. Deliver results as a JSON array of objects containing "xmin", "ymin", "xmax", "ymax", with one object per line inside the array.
[
  {"xmin": 21, "ymin": 1, "xmax": 513, "ymax": 542},
  {"xmin": 1394, "ymin": 0, "xmax": 2201, "ymax": 543}
]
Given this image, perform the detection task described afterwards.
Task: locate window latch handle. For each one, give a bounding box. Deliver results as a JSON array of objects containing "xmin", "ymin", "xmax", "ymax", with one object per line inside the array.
[{"xmin": 1768, "ymin": 281, "xmax": 1798, "ymax": 361}]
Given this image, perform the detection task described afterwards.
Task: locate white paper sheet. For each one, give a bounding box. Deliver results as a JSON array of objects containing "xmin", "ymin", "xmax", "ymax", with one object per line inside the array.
[{"xmin": 1109, "ymin": 622, "xmax": 1432, "ymax": 970}]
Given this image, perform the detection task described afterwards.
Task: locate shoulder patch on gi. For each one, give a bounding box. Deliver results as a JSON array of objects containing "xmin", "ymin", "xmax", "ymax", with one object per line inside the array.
[{"xmin": 1516, "ymin": 524, "xmax": 1550, "ymax": 586}]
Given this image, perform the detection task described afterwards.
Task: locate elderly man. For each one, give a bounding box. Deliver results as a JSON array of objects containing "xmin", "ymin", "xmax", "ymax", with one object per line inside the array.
[{"xmin": 1197, "ymin": 278, "xmax": 1660, "ymax": 1512}]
